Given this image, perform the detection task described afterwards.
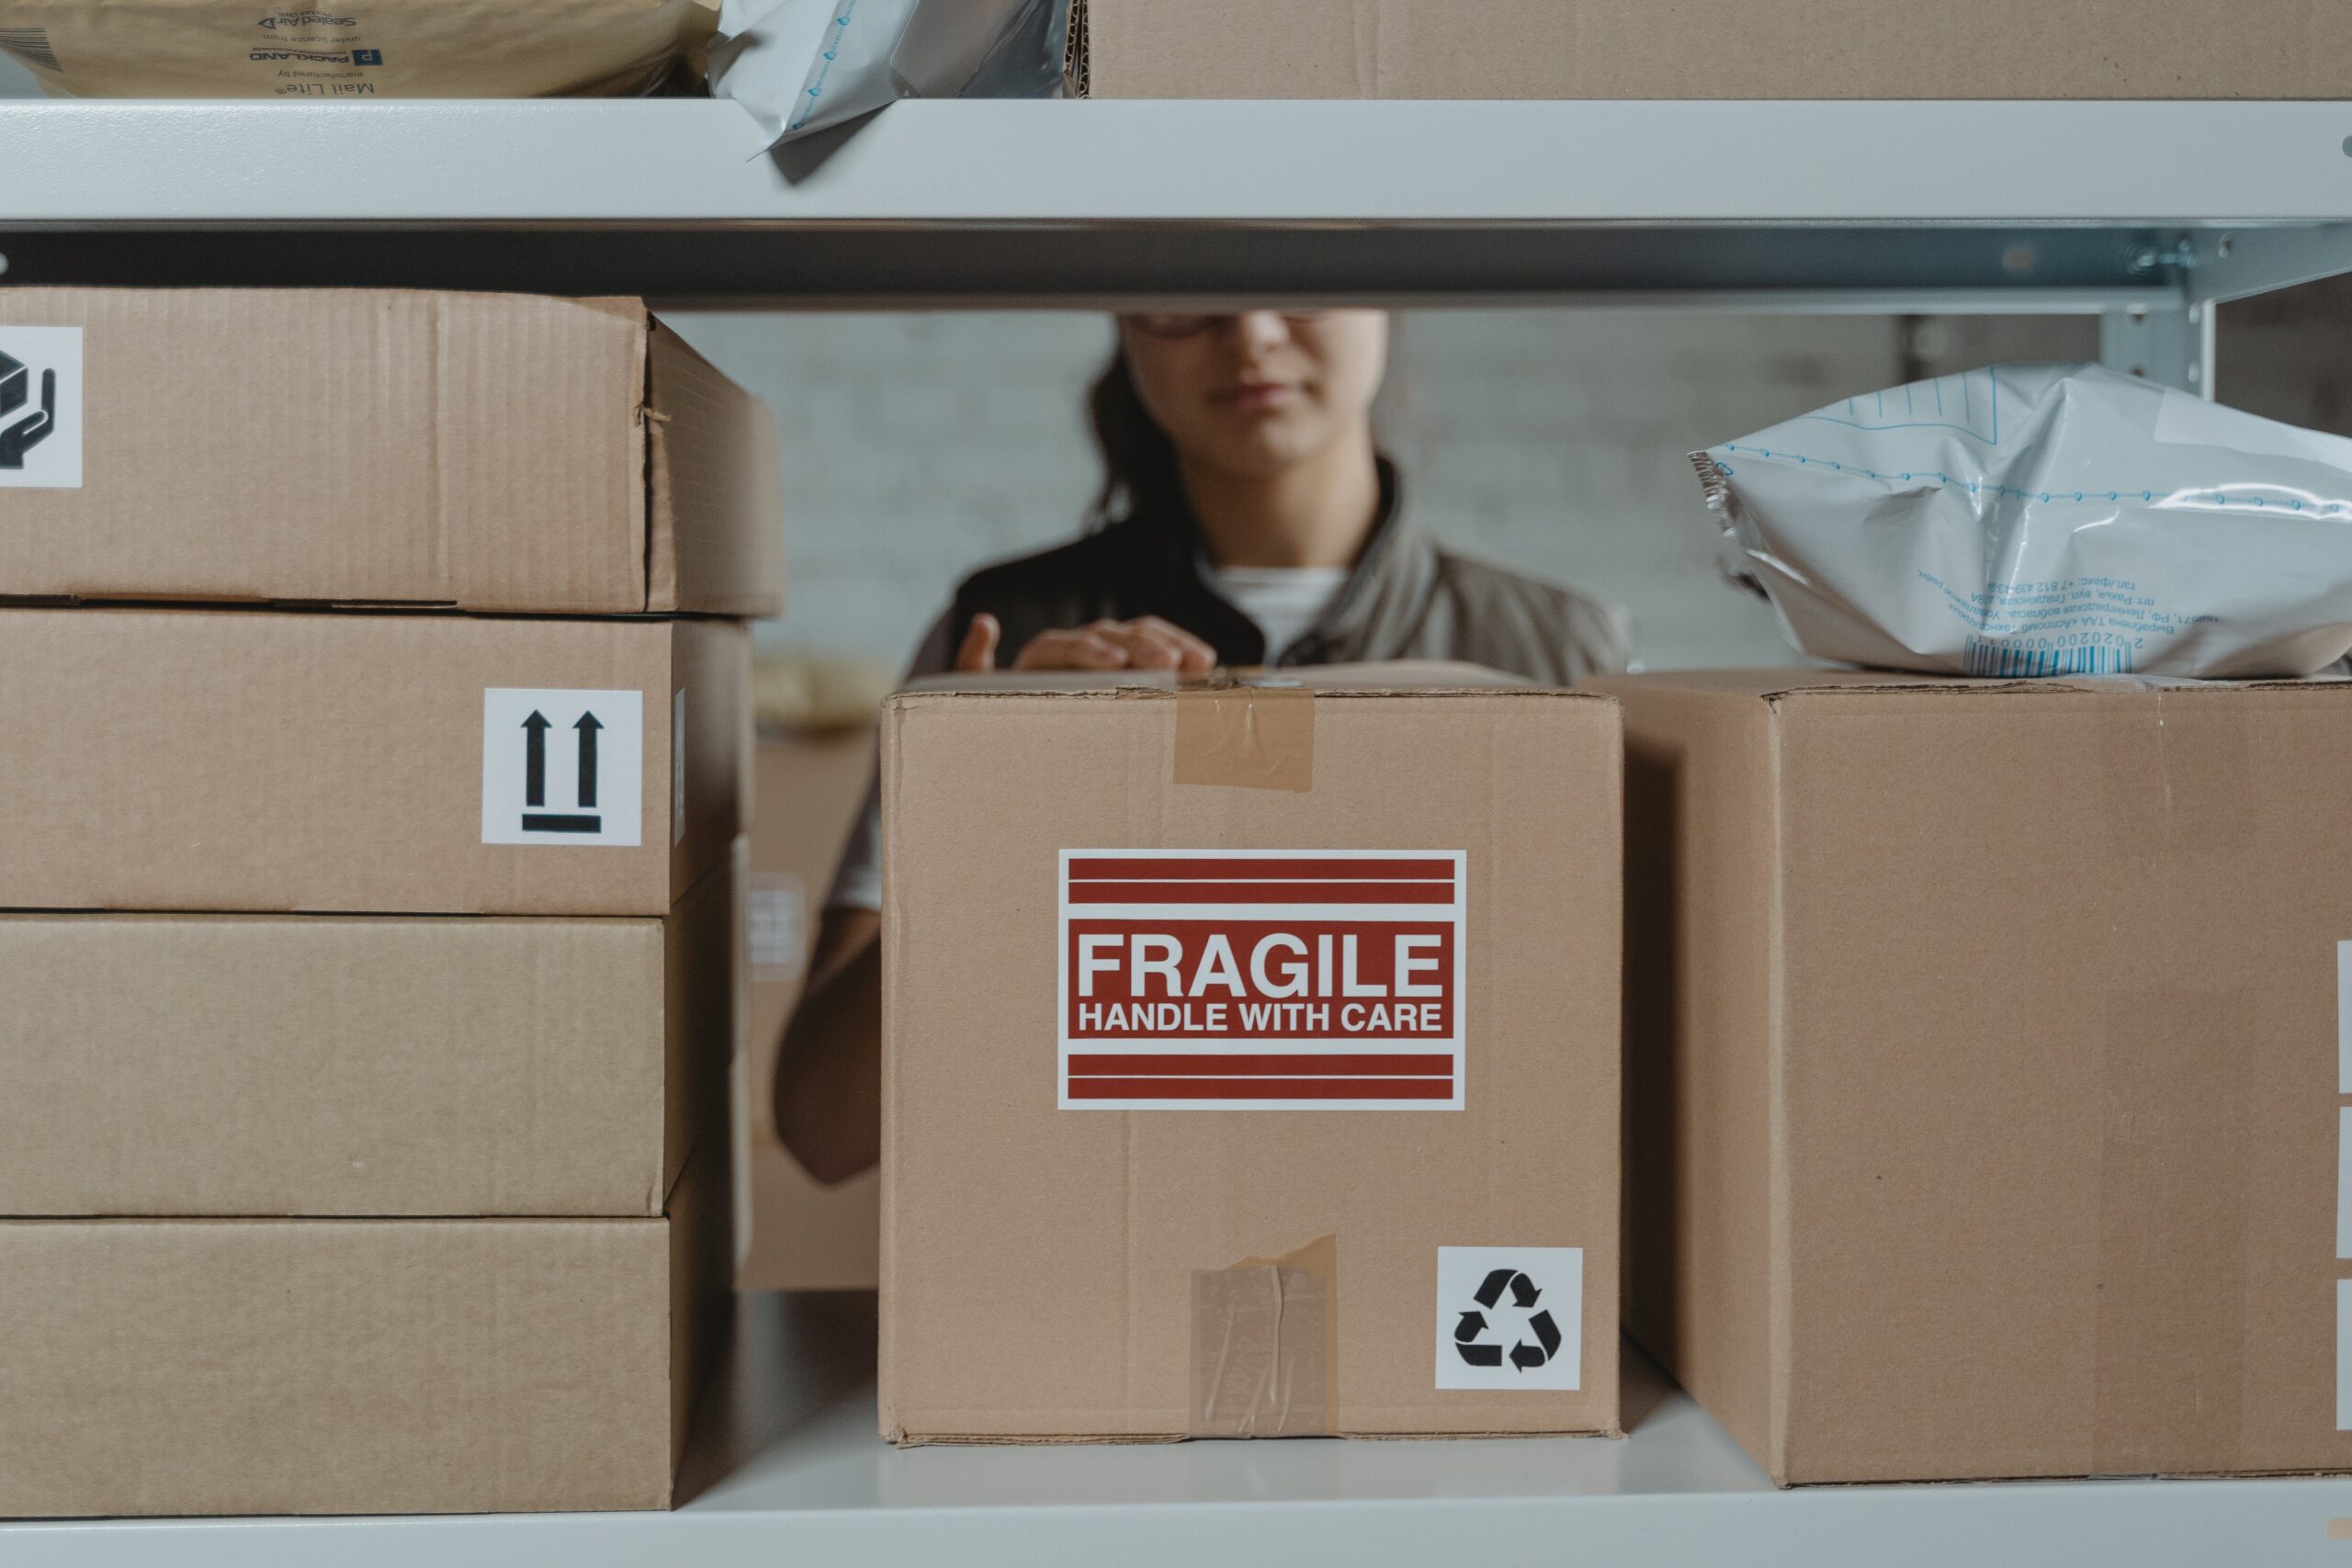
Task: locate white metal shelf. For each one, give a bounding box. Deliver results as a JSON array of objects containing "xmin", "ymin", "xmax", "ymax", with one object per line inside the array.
[
  {"xmin": 0, "ymin": 99, "xmax": 2348, "ymax": 320},
  {"xmin": 6, "ymin": 1291, "xmax": 2349, "ymax": 1567}
]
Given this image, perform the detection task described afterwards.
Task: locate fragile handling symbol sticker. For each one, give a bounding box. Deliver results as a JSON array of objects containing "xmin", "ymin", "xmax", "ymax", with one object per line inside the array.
[
  {"xmin": 481, "ymin": 688, "xmax": 644, "ymax": 847},
  {"xmin": 1435, "ymin": 1247, "xmax": 1582, "ymax": 1392},
  {"xmin": 0, "ymin": 324, "xmax": 82, "ymax": 489}
]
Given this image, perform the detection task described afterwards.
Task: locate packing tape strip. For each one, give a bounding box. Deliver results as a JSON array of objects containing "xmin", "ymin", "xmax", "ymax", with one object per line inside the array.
[
  {"xmin": 1173, "ymin": 682, "xmax": 1314, "ymax": 793},
  {"xmin": 2096, "ymin": 686, "xmax": 2255, "ymax": 862},
  {"xmin": 2078, "ymin": 688, "xmax": 2254, "ymax": 1471},
  {"xmin": 2091, "ymin": 985, "xmax": 2252, "ymax": 1475},
  {"xmin": 1188, "ymin": 1234, "xmax": 1338, "ymax": 1438}
]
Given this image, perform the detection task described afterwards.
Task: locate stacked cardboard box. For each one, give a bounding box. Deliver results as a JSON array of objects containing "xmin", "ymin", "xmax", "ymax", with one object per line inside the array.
[
  {"xmin": 1594, "ymin": 671, "xmax": 2352, "ymax": 1486},
  {"xmin": 877, "ymin": 666, "xmax": 1623, "ymax": 1442},
  {"xmin": 737, "ymin": 719, "xmax": 882, "ymax": 1292},
  {"xmin": 0, "ymin": 288, "xmax": 780, "ymax": 1516},
  {"xmin": 1078, "ymin": 0, "xmax": 2352, "ymax": 101}
]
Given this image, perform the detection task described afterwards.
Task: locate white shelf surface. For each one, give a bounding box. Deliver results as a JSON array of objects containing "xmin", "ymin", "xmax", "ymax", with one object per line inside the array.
[
  {"xmin": 5, "ymin": 98, "xmax": 2352, "ymax": 223},
  {"xmin": 2, "ymin": 99, "xmax": 2350, "ymax": 305},
  {"xmin": 9, "ymin": 1291, "xmax": 2352, "ymax": 1568}
]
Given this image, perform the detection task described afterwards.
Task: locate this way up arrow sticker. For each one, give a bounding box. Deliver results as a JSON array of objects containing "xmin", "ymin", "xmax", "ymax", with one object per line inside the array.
[{"xmin": 481, "ymin": 689, "xmax": 646, "ymax": 848}]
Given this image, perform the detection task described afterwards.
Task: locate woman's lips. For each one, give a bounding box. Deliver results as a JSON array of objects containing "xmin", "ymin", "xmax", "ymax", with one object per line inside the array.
[{"xmin": 1215, "ymin": 382, "xmax": 1302, "ymax": 413}]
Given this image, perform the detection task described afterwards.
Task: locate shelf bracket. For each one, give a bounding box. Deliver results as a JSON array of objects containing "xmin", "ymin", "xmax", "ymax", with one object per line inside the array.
[
  {"xmin": 2098, "ymin": 300, "xmax": 2212, "ymax": 399},
  {"xmin": 2179, "ymin": 223, "xmax": 2352, "ymax": 308}
]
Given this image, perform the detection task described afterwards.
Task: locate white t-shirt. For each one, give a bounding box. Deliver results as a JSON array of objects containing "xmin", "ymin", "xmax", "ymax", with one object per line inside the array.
[
  {"xmin": 827, "ymin": 567, "xmax": 1351, "ymax": 912},
  {"xmin": 1204, "ymin": 563, "xmax": 1349, "ymax": 663}
]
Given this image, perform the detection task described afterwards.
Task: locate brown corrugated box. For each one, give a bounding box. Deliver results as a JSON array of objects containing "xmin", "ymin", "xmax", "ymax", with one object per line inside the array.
[
  {"xmin": 0, "ymin": 289, "xmax": 781, "ymax": 615},
  {"xmin": 1592, "ymin": 669, "xmax": 2352, "ymax": 1485},
  {"xmin": 0, "ymin": 1142, "xmax": 729, "ymax": 1517},
  {"xmin": 737, "ymin": 727, "xmax": 883, "ymax": 1292},
  {"xmin": 0, "ymin": 607, "xmax": 748, "ymax": 916},
  {"xmin": 0, "ymin": 0, "xmax": 716, "ymax": 98},
  {"xmin": 880, "ymin": 667, "xmax": 1622, "ymax": 1441},
  {"xmin": 0, "ymin": 845, "xmax": 740, "ymax": 1218},
  {"xmin": 1080, "ymin": 0, "xmax": 2352, "ymax": 99}
]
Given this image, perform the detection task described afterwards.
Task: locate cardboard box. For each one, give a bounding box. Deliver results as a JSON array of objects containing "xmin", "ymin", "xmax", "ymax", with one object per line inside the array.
[
  {"xmin": 1593, "ymin": 670, "xmax": 2352, "ymax": 1485},
  {"xmin": 0, "ymin": 0, "xmax": 716, "ymax": 98},
  {"xmin": 737, "ymin": 727, "xmax": 884, "ymax": 1292},
  {"xmin": 0, "ymin": 607, "xmax": 748, "ymax": 916},
  {"xmin": 0, "ymin": 1144, "xmax": 728, "ymax": 1517},
  {"xmin": 0, "ymin": 847, "xmax": 739, "ymax": 1217},
  {"xmin": 879, "ymin": 668, "xmax": 1623, "ymax": 1441},
  {"xmin": 0, "ymin": 289, "xmax": 781, "ymax": 615},
  {"xmin": 1079, "ymin": 0, "xmax": 2352, "ymax": 100}
]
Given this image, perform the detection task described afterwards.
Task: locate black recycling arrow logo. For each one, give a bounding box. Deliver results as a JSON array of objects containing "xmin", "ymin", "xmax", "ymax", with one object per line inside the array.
[
  {"xmin": 519, "ymin": 707, "xmax": 603, "ymax": 834},
  {"xmin": 1453, "ymin": 1268, "xmax": 1563, "ymax": 1372}
]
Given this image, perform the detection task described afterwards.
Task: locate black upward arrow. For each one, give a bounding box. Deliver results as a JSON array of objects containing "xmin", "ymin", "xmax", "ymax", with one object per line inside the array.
[
  {"xmin": 521, "ymin": 711, "xmax": 550, "ymax": 807},
  {"xmin": 575, "ymin": 711, "xmax": 603, "ymax": 808}
]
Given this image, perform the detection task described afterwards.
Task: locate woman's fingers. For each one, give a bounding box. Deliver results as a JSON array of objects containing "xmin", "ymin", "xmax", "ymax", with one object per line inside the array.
[
  {"xmin": 1012, "ymin": 628, "xmax": 1132, "ymax": 671},
  {"xmin": 1108, "ymin": 620, "xmax": 1183, "ymax": 670},
  {"xmin": 954, "ymin": 613, "xmax": 1002, "ymax": 672},
  {"xmin": 1128, "ymin": 616, "xmax": 1218, "ymax": 672},
  {"xmin": 1009, "ymin": 617, "xmax": 1222, "ymax": 673}
]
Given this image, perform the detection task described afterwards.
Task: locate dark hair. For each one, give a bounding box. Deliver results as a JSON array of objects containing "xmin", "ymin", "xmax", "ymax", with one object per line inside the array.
[{"xmin": 1084, "ymin": 344, "xmax": 1179, "ymax": 529}]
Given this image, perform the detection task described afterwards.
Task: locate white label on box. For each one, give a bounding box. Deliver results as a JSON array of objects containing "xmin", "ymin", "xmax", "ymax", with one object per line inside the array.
[
  {"xmin": 2338, "ymin": 1107, "xmax": 2352, "ymax": 1261},
  {"xmin": 672, "ymin": 689, "xmax": 687, "ymax": 847},
  {"xmin": 1057, "ymin": 848, "xmax": 1467, "ymax": 1111},
  {"xmin": 0, "ymin": 325, "xmax": 82, "ymax": 489},
  {"xmin": 2337, "ymin": 941, "xmax": 2352, "ymax": 1095},
  {"xmin": 480, "ymin": 688, "xmax": 643, "ymax": 847},
  {"xmin": 1436, "ymin": 1246, "xmax": 1581, "ymax": 1392},
  {"xmin": 747, "ymin": 874, "xmax": 807, "ymax": 981},
  {"xmin": 2339, "ymin": 1279, "xmax": 2352, "ymax": 1430}
]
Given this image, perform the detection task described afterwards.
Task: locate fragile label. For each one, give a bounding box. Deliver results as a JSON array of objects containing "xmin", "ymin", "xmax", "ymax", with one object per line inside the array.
[
  {"xmin": 1057, "ymin": 849, "xmax": 1465, "ymax": 1111},
  {"xmin": 480, "ymin": 688, "xmax": 644, "ymax": 847},
  {"xmin": 0, "ymin": 325, "xmax": 82, "ymax": 489},
  {"xmin": 1436, "ymin": 1246, "xmax": 1582, "ymax": 1393}
]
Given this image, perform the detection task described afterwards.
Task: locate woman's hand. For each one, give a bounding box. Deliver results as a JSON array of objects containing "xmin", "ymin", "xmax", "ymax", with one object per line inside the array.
[{"xmin": 956, "ymin": 612, "xmax": 1216, "ymax": 674}]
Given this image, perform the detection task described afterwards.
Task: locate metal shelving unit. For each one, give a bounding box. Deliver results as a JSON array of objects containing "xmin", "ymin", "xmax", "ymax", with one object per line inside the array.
[
  {"xmin": 6, "ymin": 96, "xmax": 2352, "ymax": 1562},
  {"xmin": 6, "ymin": 98, "xmax": 2352, "ymax": 390}
]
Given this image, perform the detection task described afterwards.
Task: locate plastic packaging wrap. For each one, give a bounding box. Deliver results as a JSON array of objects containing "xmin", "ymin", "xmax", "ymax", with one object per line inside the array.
[
  {"xmin": 710, "ymin": 0, "xmax": 1068, "ymax": 147},
  {"xmin": 0, "ymin": 0, "xmax": 714, "ymax": 97},
  {"xmin": 1697, "ymin": 364, "xmax": 2352, "ymax": 678}
]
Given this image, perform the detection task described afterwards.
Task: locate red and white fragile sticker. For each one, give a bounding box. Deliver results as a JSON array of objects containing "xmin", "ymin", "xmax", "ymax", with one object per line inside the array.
[{"xmin": 1057, "ymin": 849, "xmax": 1466, "ymax": 1111}]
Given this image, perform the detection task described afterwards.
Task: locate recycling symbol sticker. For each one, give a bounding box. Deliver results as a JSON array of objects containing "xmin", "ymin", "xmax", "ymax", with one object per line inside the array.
[
  {"xmin": 1453, "ymin": 1268, "xmax": 1564, "ymax": 1372},
  {"xmin": 1435, "ymin": 1247, "xmax": 1583, "ymax": 1392}
]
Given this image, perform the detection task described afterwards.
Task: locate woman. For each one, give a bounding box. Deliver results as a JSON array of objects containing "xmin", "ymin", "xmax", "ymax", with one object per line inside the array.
[{"xmin": 776, "ymin": 308, "xmax": 1632, "ymax": 1180}]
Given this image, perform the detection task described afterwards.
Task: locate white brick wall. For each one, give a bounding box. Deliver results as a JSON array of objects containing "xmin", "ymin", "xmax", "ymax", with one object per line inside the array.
[{"xmin": 669, "ymin": 309, "xmax": 1936, "ymax": 671}]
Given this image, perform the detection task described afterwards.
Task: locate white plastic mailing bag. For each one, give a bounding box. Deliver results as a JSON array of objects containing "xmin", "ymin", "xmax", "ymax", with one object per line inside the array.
[{"xmin": 1698, "ymin": 364, "xmax": 2352, "ymax": 678}]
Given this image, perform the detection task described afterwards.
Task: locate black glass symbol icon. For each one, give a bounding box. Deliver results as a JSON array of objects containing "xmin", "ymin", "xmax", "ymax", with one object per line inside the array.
[
  {"xmin": 0, "ymin": 352, "xmax": 57, "ymax": 471},
  {"xmin": 1453, "ymin": 1267, "xmax": 1563, "ymax": 1371},
  {"xmin": 520, "ymin": 708, "xmax": 605, "ymax": 833}
]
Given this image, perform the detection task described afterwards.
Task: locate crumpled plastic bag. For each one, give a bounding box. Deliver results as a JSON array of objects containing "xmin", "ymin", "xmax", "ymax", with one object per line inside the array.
[
  {"xmin": 710, "ymin": 0, "xmax": 1068, "ymax": 147},
  {"xmin": 1696, "ymin": 363, "xmax": 2352, "ymax": 678}
]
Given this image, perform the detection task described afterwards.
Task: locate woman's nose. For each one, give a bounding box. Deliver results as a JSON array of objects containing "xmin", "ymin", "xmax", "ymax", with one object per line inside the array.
[{"xmin": 1227, "ymin": 310, "xmax": 1292, "ymax": 354}]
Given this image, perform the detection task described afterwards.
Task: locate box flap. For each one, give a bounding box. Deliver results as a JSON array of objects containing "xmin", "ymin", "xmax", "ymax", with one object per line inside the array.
[{"xmin": 645, "ymin": 319, "xmax": 786, "ymax": 618}]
